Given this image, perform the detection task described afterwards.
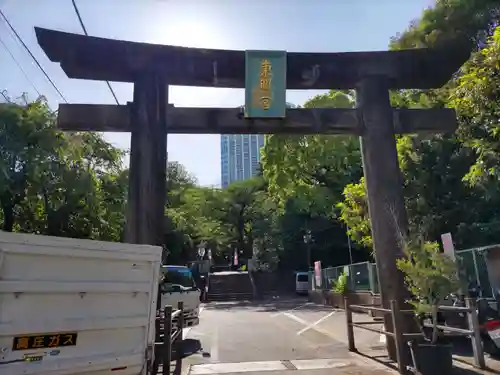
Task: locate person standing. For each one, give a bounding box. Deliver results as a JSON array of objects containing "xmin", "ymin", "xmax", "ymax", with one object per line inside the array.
[{"xmin": 199, "ymin": 275, "xmax": 208, "ymax": 302}]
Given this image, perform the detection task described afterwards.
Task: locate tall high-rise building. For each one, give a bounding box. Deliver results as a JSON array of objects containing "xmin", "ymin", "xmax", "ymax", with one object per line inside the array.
[{"xmin": 220, "ymin": 134, "xmax": 265, "ymax": 188}]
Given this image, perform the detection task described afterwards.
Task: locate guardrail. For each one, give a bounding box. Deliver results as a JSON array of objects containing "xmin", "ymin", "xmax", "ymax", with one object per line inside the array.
[
  {"xmin": 344, "ymin": 297, "xmax": 486, "ymax": 374},
  {"xmin": 152, "ymin": 301, "xmax": 184, "ymax": 375},
  {"xmin": 422, "ymin": 300, "xmax": 485, "ymax": 370}
]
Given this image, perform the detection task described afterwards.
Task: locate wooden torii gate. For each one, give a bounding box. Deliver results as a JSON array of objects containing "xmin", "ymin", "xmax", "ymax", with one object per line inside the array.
[{"xmin": 34, "ymin": 27, "xmax": 470, "ymax": 359}]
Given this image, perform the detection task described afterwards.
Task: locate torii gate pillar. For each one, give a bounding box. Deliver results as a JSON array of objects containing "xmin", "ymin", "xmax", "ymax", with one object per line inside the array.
[
  {"xmin": 358, "ymin": 77, "xmax": 408, "ymax": 301},
  {"xmin": 125, "ymin": 74, "xmax": 168, "ymax": 245},
  {"xmin": 357, "ymin": 76, "xmax": 410, "ymax": 360}
]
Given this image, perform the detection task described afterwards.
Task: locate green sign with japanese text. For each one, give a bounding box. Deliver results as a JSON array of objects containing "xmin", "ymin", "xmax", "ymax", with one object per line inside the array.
[{"xmin": 244, "ymin": 50, "xmax": 287, "ymax": 118}]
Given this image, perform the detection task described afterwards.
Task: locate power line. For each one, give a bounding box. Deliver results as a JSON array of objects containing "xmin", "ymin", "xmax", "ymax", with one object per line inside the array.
[
  {"xmin": 0, "ymin": 34, "xmax": 41, "ymax": 97},
  {"xmin": 71, "ymin": 0, "xmax": 89, "ymax": 35},
  {"xmin": 0, "ymin": 8, "xmax": 68, "ymax": 103},
  {"xmin": 1, "ymin": 90, "xmax": 9, "ymax": 101},
  {"xmin": 71, "ymin": 0, "xmax": 120, "ymax": 105}
]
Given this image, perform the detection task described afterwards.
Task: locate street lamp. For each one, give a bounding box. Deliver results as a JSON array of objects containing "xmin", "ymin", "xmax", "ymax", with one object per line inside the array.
[
  {"xmin": 197, "ymin": 244, "xmax": 206, "ymax": 259},
  {"xmin": 303, "ymin": 230, "xmax": 312, "ymax": 270}
]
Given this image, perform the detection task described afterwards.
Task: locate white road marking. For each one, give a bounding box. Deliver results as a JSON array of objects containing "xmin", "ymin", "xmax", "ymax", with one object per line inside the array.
[
  {"xmin": 190, "ymin": 361, "xmax": 286, "ymax": 374},
  {"xmin": 283, "ymin": 312, "xmax": 309, "ymax": 325},
  {"xmin": 282, "ymin": 312, "xmax": 335, "ymax": 338},
  {"xmin": 270, "ymin": 302, "xmax": 313, "ymax": 318},
  {"xmin": 290, "ymin": 358, "xmax": 350, "ymax": 370},
  {"xmin": 210, "ymin": 326, "xmax": 219, "ymax": 362},
  {"xmin": 296, "ymin": 310, "xmax": 336, "ymax": 335},
  {"xmin": 190, "ymin": 359, "xmax": 359, "ymax": 374}
]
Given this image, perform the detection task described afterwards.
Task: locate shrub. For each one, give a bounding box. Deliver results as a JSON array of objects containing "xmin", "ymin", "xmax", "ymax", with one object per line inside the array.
[
  {"xmin": 397, "ymin": 238, "xmax": 460, "ymax": 343},
  {"xmin": 333, "ymin": 272, "xmax": 350, "ymax": 295}
]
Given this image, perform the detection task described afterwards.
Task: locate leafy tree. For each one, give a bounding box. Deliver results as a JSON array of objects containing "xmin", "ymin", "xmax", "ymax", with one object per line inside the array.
[
  {"xmin": 166, "ymin": 185, "xmax": 229, "ymax": 264},
  {"xmin": 261, "ymin": 90, "xmax": 367, "ymax": 268},
  {"xmin": 0, "ymin": 99, "xmax": 59, "ymax": 232},
  {"xmin": 97, "ymin": 169, "xmax": 128, "ymax": 242},
  {"xmin": 452, "ymin": 26, "xmax": 500, "ymax": 185},
  {"xmin": 262, "ymin": 90, "xmax": 361, "ymax": 213},
  {"xmin": 0, "ymin": 97, "xmax": 129, "ymax": 241},
  {"xmin": 219, "ymin": 177, "xmax": 266, "ymax": 259},
  {"xmin": 390, "ymin": 0, "xmax": 500, "ymax": 49},
  {"xmin": 337, "ymin": 178, "xmax": 372, "ymax": 248},
  {"xmin": 340, "ymin": 26, "xmax": 500, "ymax": 251}
]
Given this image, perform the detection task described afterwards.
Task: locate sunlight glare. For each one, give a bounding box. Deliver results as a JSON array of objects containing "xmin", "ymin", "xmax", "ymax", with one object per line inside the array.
[{"xmin": 148, "ymin": 17, "xmax": 226, "ymax": 49}]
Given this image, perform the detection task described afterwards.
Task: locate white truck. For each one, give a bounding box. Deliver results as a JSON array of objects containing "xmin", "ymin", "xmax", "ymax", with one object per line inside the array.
[
  {"xmin": 0, "ymin": 231, "xmax": 162, "ymax": 375},
  {"xmin": 159, "ymin": 266, "xmax": 201, "ymax": 329}
]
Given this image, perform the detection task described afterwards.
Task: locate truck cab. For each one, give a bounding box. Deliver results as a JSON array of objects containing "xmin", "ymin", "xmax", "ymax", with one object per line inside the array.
[{"xmin": 159, "ymin": 265, "xmax": 201, "ymax": 328}]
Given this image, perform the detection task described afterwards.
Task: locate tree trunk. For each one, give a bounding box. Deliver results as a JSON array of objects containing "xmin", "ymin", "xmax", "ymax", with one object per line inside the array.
[
  {"xmin": 431, "ymin": 303, "xmax": 439, "ymax": 344},
  {"xmin": 246, "ymin": 231, "xmax": 254, "ymax": 259},
  {"xmin": 237, "ymin": 215, "xmax": 245, "ymax": 259},
  {"xmin": 2, "ymin": 204, "xmax": 14, "ymax": 232}
]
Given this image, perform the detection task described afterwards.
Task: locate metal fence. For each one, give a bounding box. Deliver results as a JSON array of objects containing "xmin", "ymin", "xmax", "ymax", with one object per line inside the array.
[
  {"xmin": 455, "ymin": 246, "xmax": 496, "ymax": 299},
  {"xmin": 344, "ymin": 297, "xmax": 486, "ymax": 372},
  {"xmin": 315, "ymin": 245, "xmax": 497, "ymax": 298},
  {"xmin": 152, "ymin": 302, "xmax": 184, "ymax": 375},
  {"xmin": 319, "ymin": 261, "xmax": 378, "ymax": 293}
]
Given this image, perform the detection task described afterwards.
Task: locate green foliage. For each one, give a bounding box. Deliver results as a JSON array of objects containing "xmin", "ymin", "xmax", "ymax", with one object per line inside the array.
[
  {"xmin": 338, "ymin": 25, "xmax": 500, "ymax": 250},
  {"xmin": 337, "ymin": 178, "xmax": 372, "ymax": 249},
  {"xmin": 261, "ymin": 90, "xmax": 367, "ymax": 269},
  {"xmin": 452, "ymin": 27, "xmax": 500, "ymax": 186},
  {"xmin": 397, "ymin": 240, "xmax": 459, "ymax": 311},
  {"xmin": 390, "ymin": 0, "xmax": 499, "ymax": 49},
  {"xmin": 0, "ymin": 99, "xmax": 126, "ymax": 239},
  {"xmin": 333, "ymin": 272, "xmax": 349, "ymax": 295},
  {"xmin": 164, "ymin": 176, "xmax": 282, "ymax": 266},
  {"xmin": 396, "ymin": 238, "xmax": 460, "ymax": 343},
  {"xmin": 262, "ymin": 90, "xmax": 361, "ymax": 214}
]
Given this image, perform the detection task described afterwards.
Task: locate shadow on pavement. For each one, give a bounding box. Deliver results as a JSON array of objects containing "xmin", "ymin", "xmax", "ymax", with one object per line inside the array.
[
  {"xmin": 453, "ymin": 356, "xmax": 499, "ymax": 374},
  {"xmin": 451, "ymin": 335, "xmax": 500, "ymax": 359},
  {"xmin": 355, "ymin": 351, "xmax": 399, "ymax": 373},
  {"xmin": 170, "ymin": 340, "xmax": 202, "ymax": 375},
  {"xmin": 357, "ymin": 348, "xmax": 499, "ymax": 375},
  {"xmin": 452, "ymin": 367, "xmax": 489, "ymax": 374},
  {"xmin": 172, "ymin": 338, "xmax": 203, "ymax": 360}
]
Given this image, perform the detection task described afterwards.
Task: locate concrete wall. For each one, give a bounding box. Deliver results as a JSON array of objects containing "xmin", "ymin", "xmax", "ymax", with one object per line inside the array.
[{"xmin": 309, "ymin": 290, "xmax": 383, "ymax": 317}]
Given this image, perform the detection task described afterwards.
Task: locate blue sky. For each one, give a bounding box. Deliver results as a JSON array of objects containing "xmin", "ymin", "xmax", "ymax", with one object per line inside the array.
[{"xmin": 0, "ymin": 0, "xmax": 434, "ymax": 186}]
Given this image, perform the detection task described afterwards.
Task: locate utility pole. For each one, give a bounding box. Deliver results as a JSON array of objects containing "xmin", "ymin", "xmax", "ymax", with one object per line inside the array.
[
  {"xmin": 346, "ymin": 225, "xmax": 353, "ymax": 264},
  {"xmin": 303, "ymin": 229, "xmax": 312, "ymax": 270}
]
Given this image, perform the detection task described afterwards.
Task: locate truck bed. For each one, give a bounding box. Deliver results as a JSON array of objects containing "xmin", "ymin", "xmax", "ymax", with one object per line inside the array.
[{"xmin": 0, "ymin": 232, "xmax": 162, "ymax": 375}]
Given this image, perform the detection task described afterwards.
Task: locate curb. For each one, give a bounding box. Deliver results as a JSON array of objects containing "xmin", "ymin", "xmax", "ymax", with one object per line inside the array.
[{"xmin": 347, "ymin": 351, "xmax": 399, "ymax": 374}]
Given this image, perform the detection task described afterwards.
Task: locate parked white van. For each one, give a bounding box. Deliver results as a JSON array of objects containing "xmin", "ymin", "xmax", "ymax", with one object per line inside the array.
[{"xmin": 295, "ymin": 272, "xmax": 309, "ymax": 295}]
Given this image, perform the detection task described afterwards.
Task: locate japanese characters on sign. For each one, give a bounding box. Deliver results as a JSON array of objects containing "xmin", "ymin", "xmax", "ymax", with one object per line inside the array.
[
  {"xmin": 12, "ymin": 332, "xmax": 78, "ymax": 351},
  {"xmin": 255, "ymin": 59, "xmax": 273, "ymax": 110},
  {"xmin": 245, "ymin": 50, "xmax": 287, "ymax": 118}
]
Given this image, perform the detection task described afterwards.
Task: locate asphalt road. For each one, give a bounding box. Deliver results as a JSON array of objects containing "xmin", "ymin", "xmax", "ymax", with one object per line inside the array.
[
  {"xmin": 180, "ymin": 297, "xmax": 384, "ymax": 369},
  {"xmin": 177, "ymin": 297, "xmax": 500, "ymax": 375}
]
